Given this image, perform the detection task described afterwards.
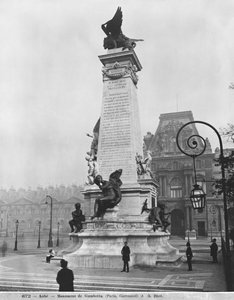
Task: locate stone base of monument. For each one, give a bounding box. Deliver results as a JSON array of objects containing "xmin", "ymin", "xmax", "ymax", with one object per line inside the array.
[
  {"xmin": 71, "ymin": 178, "xmax": 181, "ymax": 269},
  {"xmin": 64, "ymin": 218, "xmax": 180, "ymax": 269}
]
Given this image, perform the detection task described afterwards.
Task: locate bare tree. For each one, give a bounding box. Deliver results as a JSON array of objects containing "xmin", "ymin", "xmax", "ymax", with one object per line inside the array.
[{"xmin": 220, "ymin": 124, "xmax": 234, "ymax": 143}]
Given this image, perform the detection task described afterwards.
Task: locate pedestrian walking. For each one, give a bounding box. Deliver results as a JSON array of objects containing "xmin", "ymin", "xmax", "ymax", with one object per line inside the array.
[
  {"xmin": 210, "ymin": 238, "xmax": 218, "ymax": 263},
  {"xmin": 121, "ymin": 241, "xmax": 130, "ymax": 273},
  {"xmin": 56, "ymin": 259, "xmax": 74, "ymax": 292},
  {"xmin": 1, "ymin": 240, "xmax": 7, "ymax": 257},
  {"xmin": 186, "ymin": 242, "xmax": 193, "ymax": 271}
]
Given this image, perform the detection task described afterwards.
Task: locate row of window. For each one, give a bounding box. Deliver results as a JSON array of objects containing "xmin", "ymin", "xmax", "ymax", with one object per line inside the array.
[
  {"xmin": 151, "ymin": 160, "xmax": 212, "ymax": 171},
  {"xmin": 159, "ymin": 177, "xmax": 206, "ymax": 198}
]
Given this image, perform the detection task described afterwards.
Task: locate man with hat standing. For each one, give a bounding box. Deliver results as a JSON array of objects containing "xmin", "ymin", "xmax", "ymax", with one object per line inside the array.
[
  {"xmin": 210, "ymin": 238, "xmax": 218, "ymax": 263},
  {"xmin": 121, "ymin": 241, "xmax": 131, "ymax": 273},
  {"xmin": 186, "ymin": 242, "xmax": 193, "ymax": 271}
]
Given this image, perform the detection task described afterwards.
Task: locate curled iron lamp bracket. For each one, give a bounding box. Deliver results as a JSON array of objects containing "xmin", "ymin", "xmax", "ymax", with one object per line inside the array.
[
  {"xmin": 176, "ymin": 122, "xmax": 207, "ymax": 159},
  {"xmin": 176, "ymin": 121, "xmax": 208, "ymax": 185}
]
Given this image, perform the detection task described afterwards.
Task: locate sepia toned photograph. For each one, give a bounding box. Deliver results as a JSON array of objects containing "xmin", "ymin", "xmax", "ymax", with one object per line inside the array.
[{"xmin": 0, "ymin": 0, "xmax": 233, "ymax": 298}]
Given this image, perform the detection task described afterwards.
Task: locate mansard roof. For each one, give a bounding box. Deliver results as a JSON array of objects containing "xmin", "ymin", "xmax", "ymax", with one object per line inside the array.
[
  {"xmin": 159, "ymin": 110, "xmax": 194, "ymax": 121},
  {"xmin": 10, "ymin": 198, "xmax": 34, "ymax": 205},
  {"xmin": 145, "ymin": 111, "xmax": 213, "ymax": 156}
]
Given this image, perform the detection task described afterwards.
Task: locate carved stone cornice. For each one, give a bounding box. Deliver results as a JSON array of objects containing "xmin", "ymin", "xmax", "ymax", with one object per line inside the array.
[
  {"xmin": 102, "ymin": 61, "xmax": 138, "ymax": 85},
  {"xmin": 99, "ymin": 49, "xmax": 142, "ymax": 71},
  {"xmin": 85, "ymin": 220, "xmax": 152, "ymax": 231}
]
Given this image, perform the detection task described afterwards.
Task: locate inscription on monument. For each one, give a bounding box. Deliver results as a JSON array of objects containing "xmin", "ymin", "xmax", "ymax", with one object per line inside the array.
[{"xmin": 98, "ymin": 77, "xmax": 139, "ymax": 181}]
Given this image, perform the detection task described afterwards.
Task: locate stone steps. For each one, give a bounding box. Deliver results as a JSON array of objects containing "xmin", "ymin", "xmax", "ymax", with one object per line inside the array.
[
  {"xmin": 0, "ymin": 271, "xmax": 205, "ymax": 292},
  {"xmin": 0, "ymin": 273, "xmax": 162, "ymax": 292}
]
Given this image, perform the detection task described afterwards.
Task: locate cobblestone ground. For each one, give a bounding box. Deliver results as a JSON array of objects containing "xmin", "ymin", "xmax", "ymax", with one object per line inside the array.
[{"xmin": 0, "ymin": 248, "xmax": 227, "ymax": 292}]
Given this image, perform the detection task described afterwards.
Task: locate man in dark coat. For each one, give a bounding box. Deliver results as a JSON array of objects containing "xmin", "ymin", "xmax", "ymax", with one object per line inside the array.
[
  {"xmin": 121, "ymin": 241, "xmax": 130, "ymax": 273},
  {"xmin": 56, "ymin": 259, "xmax": 74, "ymax": 291},
  {"xmin": 210, "ymin": 238, "xmax": 218, "ymax": 263},
  {"xmin": 186, "ymin": 242, "xmax": 193, "ymax": 271}
]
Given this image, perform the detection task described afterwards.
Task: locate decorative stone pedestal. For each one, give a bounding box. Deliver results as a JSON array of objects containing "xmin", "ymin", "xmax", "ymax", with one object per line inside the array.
[
  {"xmin": 64, "ymin": 220, "xmax": 179, "ymax": 269},
  {"xmin": 65, "ymin": 177, "xmax": 180, "ymax": 269}
]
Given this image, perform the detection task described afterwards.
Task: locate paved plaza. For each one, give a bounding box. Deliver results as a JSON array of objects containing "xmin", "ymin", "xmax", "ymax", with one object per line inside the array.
[{"xmin": 0, "ymin": 238, "xmax": 228, "ymax": 292}]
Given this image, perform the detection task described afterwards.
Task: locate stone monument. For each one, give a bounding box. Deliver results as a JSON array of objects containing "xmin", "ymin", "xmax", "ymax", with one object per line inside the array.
[{"xmin": 64, "ymin": 7, "xmax": 179, "ymax": 268}]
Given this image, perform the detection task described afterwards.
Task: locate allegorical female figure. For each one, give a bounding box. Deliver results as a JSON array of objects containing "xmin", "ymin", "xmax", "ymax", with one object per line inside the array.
[{"xmin": 91, "ymin": 169, "xmax": 122, "ymax": 220}]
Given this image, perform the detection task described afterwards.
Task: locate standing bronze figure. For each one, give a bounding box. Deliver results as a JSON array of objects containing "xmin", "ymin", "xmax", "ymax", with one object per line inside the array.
[
  {"xmin": 141, "ymin": 200, "xmax": 171, "ymax": 232},
  {"xmin": 69, "ymin": 203, "xmax": 85, "ymax": 233}
]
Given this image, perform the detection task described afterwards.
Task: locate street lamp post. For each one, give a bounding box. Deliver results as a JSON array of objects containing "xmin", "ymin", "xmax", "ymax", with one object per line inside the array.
[
  {"xmin": 5, "ymin": 212, "xmax": 9, "ymax": 237},
  {"xmin": 14, "ymin": 220, "xmax": 19, "ymax": 251},
  {"xmin": 5, "ymin": 208, "xmax": 12, "ymax": 238},
  {"xmin": 210, "ymin": 221, "xmax": 213, "ymax": 242},
  {"xmin": 46, "ymin": 195, "xmax": 53, "ymax": 248},
  {"xmin": 176, "ymin": 120, "xmax": 232, "ymax": 290},
  {"xmin": 37, "ymin": 221, "xmax": 41, "ymax": 248},
  {"xmin": 56, "ymin": 222, "xmax": 60, "ymax": 247}
]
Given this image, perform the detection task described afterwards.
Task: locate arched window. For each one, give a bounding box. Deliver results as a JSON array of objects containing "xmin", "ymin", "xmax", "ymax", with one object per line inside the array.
[
  {"xmin": 196, "ymin": 160, "xmax": 202, "ymax": 169},
  {"xmin": 170, "ymin": 177, "xmax": 182, "ymax": 198},
  {"xmin": 173, "ymin": 161, "xmax": 178, "ymax": 170}
]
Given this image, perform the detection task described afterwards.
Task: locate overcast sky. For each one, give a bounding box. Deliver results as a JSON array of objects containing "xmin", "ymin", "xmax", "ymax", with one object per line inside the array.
[{"xmin": 0, "ymin": 0, "xmax": 234, "ymax": 189}]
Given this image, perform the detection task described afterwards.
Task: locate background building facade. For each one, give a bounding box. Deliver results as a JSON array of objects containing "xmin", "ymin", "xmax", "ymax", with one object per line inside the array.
[
  {"xmin": 144, "ymin": 111, "xmax": 225, "ymax": 239},
  {"xmin": 0, "ymin": 184, "xmax": 84, "ymax": 238}
]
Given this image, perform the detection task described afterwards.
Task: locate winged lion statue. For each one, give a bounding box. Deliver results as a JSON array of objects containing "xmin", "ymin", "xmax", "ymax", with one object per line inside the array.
[{"xmin": 101, "ymin": 7, "xmax": 143, "ymax": 50}]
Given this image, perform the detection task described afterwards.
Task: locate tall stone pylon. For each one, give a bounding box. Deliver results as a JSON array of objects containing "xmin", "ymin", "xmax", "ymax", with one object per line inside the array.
[
  {"xmin": 97, "ymin": 48, "xmax": 143, "ymax": 184},
  {"xmin": 82, "ymin": 48, "xmax": 154, "ymax": 218},
  {"xmin": 65, "ymin": 48, "xmax": 180, "ymax": 269}
]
